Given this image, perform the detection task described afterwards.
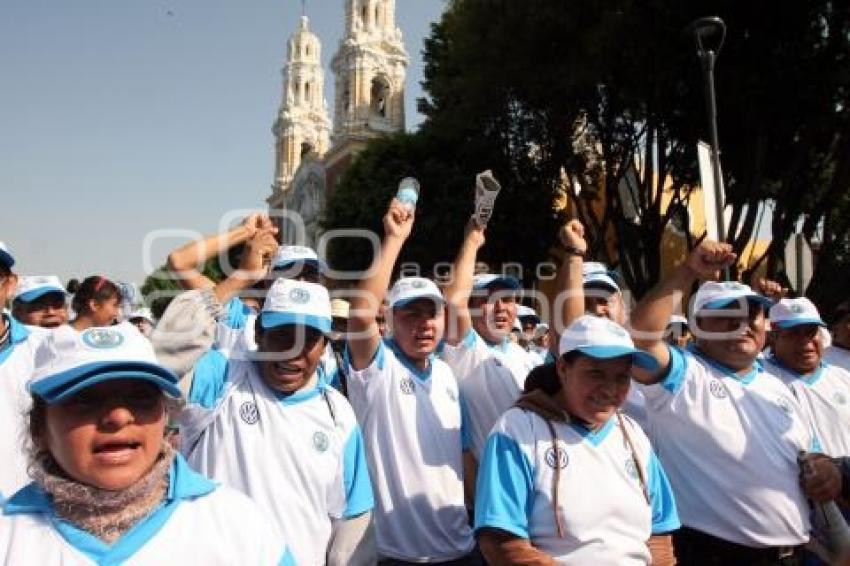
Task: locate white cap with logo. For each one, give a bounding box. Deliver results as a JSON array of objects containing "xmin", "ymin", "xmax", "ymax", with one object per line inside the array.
[
  {"xmin": 472, "ymin": 273, "xmax": 520, "ymax": 291},
  {"xmin": 13, "ymin": 275, "xmax": 67, "ymax": 303},
  {"xmin": 272, "ymin": 245, "xmax": 326, "ymax": 272},
  {"xmin": 558, "ymin": 315, "xmax": 658, "ymax": 371},
  {"xmin": 582, "ymin": 262, "xmax": 620, "ymax": 292},
  {"xmin": 387, "ymin": 277, "xmax": 445, "ymax": 309},
  {"xmin": 692, "ymin": 281, "xmax": 773, "ymax": 315},
  {"xmin": 769, "ymin": 297, "xmax": 826, "ymax": 329},
  {"xmin": 29, "ymin": 323, "xmax": 181, "ymax": 404},
  {"xmin": 259, "ymin": 278, "xmax": 331, "ymax": 334}
]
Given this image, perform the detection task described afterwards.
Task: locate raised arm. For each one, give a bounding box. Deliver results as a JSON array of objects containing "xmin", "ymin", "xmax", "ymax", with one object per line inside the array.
[
  {"xmin": 167, "ymin": 214, "xmax": 272, "ymax": 291},
  {"xmin": 442, "ymin": 218, "xmax": 485, "ymax": 345},
  {"xmin": 629, "ymin": 241, "xmax": 735, "ymax": 383},
  {"xmin": 548, "ymin": 220, "xmax": 588, "ymax": 356},
  {"xmin": 347, "ymin": 200, "xmax": 414, "ymax": 371},
  {"xmin": 212, "ymin": 227, "xmax": 279, "ymax": 304}
]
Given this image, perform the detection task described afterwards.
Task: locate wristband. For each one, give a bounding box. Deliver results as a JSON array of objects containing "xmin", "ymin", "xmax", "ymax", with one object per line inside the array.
[{"xmin": 560, "ymin": 244, "xmax": 586, "ymax": 258}]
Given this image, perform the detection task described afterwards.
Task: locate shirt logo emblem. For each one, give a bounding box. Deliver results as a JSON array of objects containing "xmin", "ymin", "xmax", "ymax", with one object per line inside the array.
[
  {"xmin": 776, "ymin": 397, "xmax": 794, "ymax": 415},
  {"xmin": 239, "ymin": 401, "xmax": 259, "ymax": 424},
  {"xmin": 288, "ymin": 288, "xmax": 311, "ymax": 304},
  {"xmin": 709, "ymin": 379, "xmax": 727, "ymax": 399},
  {"xmin": 835, "ymin": 392, "xmax": 847, "ymax": 405},
  {"xmin": 312, "ymin": 431, "xmax": 329, "ymax": 452},
  {"xmin": 625, "ymin": 458, "xmax": 640, "ymax": 480},
  {"xmin": 82, "ymin": 328, "xmax": 124, "ymax": 349},
  {"xmin": 544, "ymin": 445, "xmax": 568, "ymax": 469},
  {"xmin": 400, "ymin": 377, "xmax": 416, "ymax": 395}
]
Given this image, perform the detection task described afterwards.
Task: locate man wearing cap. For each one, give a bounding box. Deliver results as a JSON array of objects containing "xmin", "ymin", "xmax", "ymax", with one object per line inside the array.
[
  {"xmin": 0, "ymin": 242, "xmax": 52, "ymax": 500},
  {"xmin": 441, "ymin": 219, "xmax": 542, "ymax": 464},
  {"xmin": 178, "ymin": 278, "xmax": 374, "ymax": 565},
  {"xmin": 825, "ymin": 300, "xmax": 850, "ymax": 373},
  {"xmin": 347, "ymin": 199, "xmax": 477, "ymax": 564},
  {"xmin": 11, "ymin": 275, "xmax": 69, "ymax": 329},
  {"xmin": 127, "ymin": 307, "xmax": 156, "ymax": 338},
  {"xmin": 765, "ymin": 297, "xmax": 850, "ymax": 457},
  {"xmin": 629, "ymin": 241, "xmax": 842, "ymax": 564}
]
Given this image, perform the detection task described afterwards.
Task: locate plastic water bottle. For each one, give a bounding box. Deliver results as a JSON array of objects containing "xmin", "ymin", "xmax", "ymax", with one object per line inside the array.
[
  {"xmin": 473, "ymin": 169, "xmax": 501, "ymax": 227},
  {"xmin": 396, "ymin": 177, "xmax": 420, "ymax": 211}
]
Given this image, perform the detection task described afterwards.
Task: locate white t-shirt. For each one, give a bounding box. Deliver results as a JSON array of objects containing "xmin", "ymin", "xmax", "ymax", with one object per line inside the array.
[
  {"xmin": 0, "ymin": 316, "xmax": 47, "ymax": 501},
  {"xmin": 440, "ymin": 329, "xmax": 539, "ymax": 459},
  {"xmin": 642, "ymin": 345, "xmax": 814, "ymax": 547},
  {"xmin": 347, "ymin": 339, "xmax": 474, "ymax": 562},
  {"xmin": 824, "ymin": 346, "xmax": 850, "ymax": 374},
  {"xmin": 766, "ymin": 356, "xmax": 850, "ymax": 457},
  {"xmin": 181, "ymin": 350, "xmax": 373, "ymax": 566},
  {"xmin": 475, "ymin": 407, "xmax": 680, "ymax": 565},
  {"xmin": 0, "ymin": 454, "xmax": 293, "ymax": 565}
]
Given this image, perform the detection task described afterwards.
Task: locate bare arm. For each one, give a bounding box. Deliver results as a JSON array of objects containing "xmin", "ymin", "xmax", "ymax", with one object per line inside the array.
[
  {"xmin": 478, "ymin": 529, "xmax": 558, "ymax": 566},
  {"xmin": 167, "ymin": 214, "xmax": 272, "ymax": 291},
  {"xmin": 442, "ymin": 218, "xmax": 486, "ymax": 345},
  {"xmin": 212, "ymin": 227, "xmax": 279, "ymax": 304},
  {"xmin": 629, "ymin": 241, "xmax": 736, "ymax": 384},
  {"xmin": 463, "ymin": 451, "xmax": 478, "ymax": 509},
  {"xmin": 347, "ymin": 200, "xmax": 414, "ymax": 371},
  {"xmin": 548, "ymin": 220, "xmax": 588, "ymax": 356}
]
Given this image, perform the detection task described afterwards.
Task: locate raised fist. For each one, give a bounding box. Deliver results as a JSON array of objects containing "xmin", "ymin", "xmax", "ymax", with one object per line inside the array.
[
  {"xmin": 558, "ymin": 219, "xmax": 588, "ymax": 255},
  {"xmin": 383, "ymin": 198, "xmax": 414, "ymax": 240},
  {"xmin": 685, "ymin": 241, "xmax": 736, "ymax": 279}
]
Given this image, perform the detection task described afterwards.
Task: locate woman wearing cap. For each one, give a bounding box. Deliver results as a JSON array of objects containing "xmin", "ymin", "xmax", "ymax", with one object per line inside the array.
[
  {"xmin": 0, "ymin": 323, "xmax": 295, "ymax": 564},
  {"xmin": 70, "ymin": 276, "xmax": 122, "ymax": 331},
  {"xmin": 475, "ymin": 315, "xmax": 680, "ymax": 565}
]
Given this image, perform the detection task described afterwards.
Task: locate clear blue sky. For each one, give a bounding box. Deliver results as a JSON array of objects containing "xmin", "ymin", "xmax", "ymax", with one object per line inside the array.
[{"xmin": 1, "ymin": 0, "xmax": 446, "ymax": 286}]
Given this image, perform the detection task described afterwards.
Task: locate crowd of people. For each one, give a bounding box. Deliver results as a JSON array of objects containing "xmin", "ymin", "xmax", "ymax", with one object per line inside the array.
[{"xmin": 2, "ymin": 194, "xmax": 850, "ymax": 566}]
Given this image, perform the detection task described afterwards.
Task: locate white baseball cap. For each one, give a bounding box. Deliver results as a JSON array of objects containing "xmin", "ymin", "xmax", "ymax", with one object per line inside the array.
[
  {"xmin": 517, "ymin": 305, "xmax": 539, "ymax": 320},
  {"xmin": 472, "ymin": 273, "xmax": 521, "ymax": 291},
  {"xmin": 692, "ymin": 281, "xmax": 773, "ymax": 314},
  {"xmin": 128, "ymin": 307, "xmax": 155, "ymax": 324},
  {"xmin": 668, "ymin": 314, "xmax": 689, "ymax": 326},
  {"xmin": 13, "ymin": 275, "xmax": 67, "ymax": 303},
  {"xmin": 259, "ymin": 278, "xmax": 331, "ymax": 334},
  {"xmin": 558, "ymin": 315, "xmax": 658, "ymax": 371},
  {"xmin": 272, "ymin": 245, "xmax": 326, "ymax": 272},
  {"xmin": 582, "ymin": 262, "xmax": 620, "ymax": 292},
  {"xmin": 29, "ymin": 323, "xmax": 180, "ymax": 404},
  {"xmin": 387, "ymin": 277, "xmax": 445, "ymax": 309},
  {"xmin": 0, "ymin": 241, "xmax": 14, "ymax": 269},
  {"xmin": 769, "ymin": 297, "xmax": 826, "ymax": 329}
]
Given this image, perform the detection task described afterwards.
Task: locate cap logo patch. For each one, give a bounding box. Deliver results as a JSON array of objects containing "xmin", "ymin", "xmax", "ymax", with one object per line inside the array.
[
  {"xmin": 239, "ymin": 401, "xmax": 259, "ymax": 424},
  {"xmin": 289, "ymin": 288, "xmax": 311, "ymax": 304},
  {"xmin": 545, "ymin": 445, "xmax": 568, "ymax": 469},
  {"xmin": 312, "ymin": 431, "xmax": 329, "ymax": 453},
  {"xmin": 790, "ymin": 304, "xmax": 805, "ymax": 314},
  {"xmin": 82, "ymin": 328, "xmax": 124, "ymax": 349},
  {"xmin": 411, "ymin": 279, "xmax": 426, "ymax": 288}
]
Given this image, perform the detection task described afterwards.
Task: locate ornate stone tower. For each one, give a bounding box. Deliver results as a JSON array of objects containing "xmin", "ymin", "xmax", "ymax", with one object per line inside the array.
[
  {"xmin": 328, "ymin": 0, "xmax": 408, "ymax": 154},
  {"xmin": 270, "ymin": 15, "xmax": 331, "ymax": 197}
]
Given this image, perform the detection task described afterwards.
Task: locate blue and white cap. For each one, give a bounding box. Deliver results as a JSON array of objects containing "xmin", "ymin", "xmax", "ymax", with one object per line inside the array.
[
  {"xmin": 558, "ymin": 315, "xmax": 658, "ymax": 371},
  {"xmin": 0, "ymin": 241, "xmax": 14, "ymax": 269},
  {"xmin": 387, "ymin": 277, "xmax": 445, "ymax": 308},
  {"xmin": 272, "ymin": 245, "xmax": 326, "ymax": 272},
  {"xmin": 29, "ymin": 323, "xmax": 181, "ymax": 404},
  {"xmin": 259, "ymin": 278, "xmax": 331, "ymax": 334},
  {"xmin": 127, "ymin": 307, "xmax": 155, "ymax": 324},
  {"xmin": 582, "ymin": 262, "xmax": 619, "ymax": 292},
  {"xmin": 472, "ymin": 273, "xmax": 521, "ymax": 291},
  {"xmin": 13, "ymin": 275, "xmax": 67, "ymax": 303},
  {"xmin": 692, "ymin": 281, "xmax": 773, "ymax": 314},
  {"xmin": 769, "ymin": 297, "xmax": 826, "ymax": 329}
]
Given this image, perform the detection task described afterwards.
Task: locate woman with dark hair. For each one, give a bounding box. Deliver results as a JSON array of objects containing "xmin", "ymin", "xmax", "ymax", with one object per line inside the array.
[
  {"xmin": 70, "ymin": 276, "xmax": 122, "ymax": 331},
  {"xmin": 475, "ymin": 315, "xmax": 680, "ymax": 565},
  {"xmin": 0, "ymin": 323, "xmax": 294, "ymax": 564}
]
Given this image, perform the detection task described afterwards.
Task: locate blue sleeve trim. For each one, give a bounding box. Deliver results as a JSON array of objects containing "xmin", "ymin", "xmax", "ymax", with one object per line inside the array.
[
  {"xmin": 459, "ymin": 391, "xmax": 472, "ymax": 451},
  {"xmin": 811, "ymin": 436, "xmax": 823, "ymax": 454},
  {"xmin": 280, "ymin": 546, "xmax": 297, "ymax": 566},
  {"xmin": 660, "ymin": 345, "xmax": 687, "ymax": 395},
  {"xmin": 647, "ymin": 451, "xmax": 681, "ymax": 534},
  {"xmin": 188, "ymin": 349, "xmax": 229, "ymax": 409},
  {"xmin": 461, "ymin": 328, "xmax": 478, "ymax": 350},
  {"xmin": 474, "ymin": 432, "xmax": 533, "ymax": 539},
  {"xmin": 223, "ymin": 297, "xmax": 250, "ymax": 329},
  {"xmin": 343, "ymin": 340, "xmax": 386, "ymax": 373},
  {"xmin": 342, "ymin": 426, "xmax": 375, "ymax": 518}
]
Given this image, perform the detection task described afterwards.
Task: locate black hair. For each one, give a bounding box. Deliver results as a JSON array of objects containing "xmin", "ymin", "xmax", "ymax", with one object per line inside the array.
[
  {"xmin": 522, "ymin": 351, "xmax": 582, "ymax": 395},
  {"xmin": 830, "ymin": 300, "xmax": 850, "ymax": 326},
  {"xmin": 66, "ymin": 278, "xmax": 80, "ymax": 294},
  {"xmin": 71, "ymin": 275, "xmax": 121, "ymax": 315}
]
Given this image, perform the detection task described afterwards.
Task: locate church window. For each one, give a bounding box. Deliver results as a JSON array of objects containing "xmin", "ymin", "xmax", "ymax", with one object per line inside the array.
[{"xmin": 370, "ymin": 76, "xmax": 390, "ymax": 117}]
